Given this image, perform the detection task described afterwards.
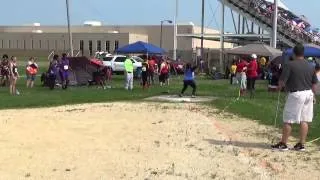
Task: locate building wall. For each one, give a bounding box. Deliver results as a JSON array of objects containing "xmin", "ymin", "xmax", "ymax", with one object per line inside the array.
[
  {"xmin": 192, "ymin": 26, "xmax": 234, "ymax": 49},
  {"xmin": 0, "ymin": 25, "xmax": 232, "ymax": 51},
  {"xmin": 0, "ymin": 32, "xmax": 137, "ymax": 56}
]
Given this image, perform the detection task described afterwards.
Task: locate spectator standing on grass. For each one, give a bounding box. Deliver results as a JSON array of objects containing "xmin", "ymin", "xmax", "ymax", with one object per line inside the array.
[
  {"xmin": 159, "ymin": 60, "xmax": 169, "ymax": 87},
  {"xmin": 124, "ymin": 56, "xmax": 134, "ymax": 90},
  {"xmin": 179, "ymin": 63, "xmax": 197, "ymax": 98},
  {"xmin": 47, "ymin": 55, "xmax": 59, "ymax": 90},
  {"xmin": 9, "ymin": 56, "xmax": 19, "ymax": 95},
  {"xmin": 230, "ymin": 61, "xmax": 237, "ymax": 85},
  {"xmin": 59, "ymin": 53, "xmax": 70, "ymax": 89},
  {"xmin": 272, "ymin": 44, "xmax": 318, "ymax": 151},
  {"xmin": 147, "ymin": 57, "xmax": 156, "ymax": 85},
  {"xmin": 259, "ymin": 57, "xmax": 267, "ymax": 79},
  {"xmin": 141, "ymin": 58, "xmax": 149, "ymax": 89},
  {"xmin": 26, "ymin": 57, "xmax": 38, "ymax": 88},
  {"xmin": 236, "ymin": 58, "xmax": 248, "ymax": 96},
  {"xmin": 315, "ymin": 64, "xmax": 320, "ymax": 95},
  {"xmin": 247, "ymin": 54, "xmax": 258, "ymax": 98},
  {"xmin": 0, "ymin": 54, "xmax": 10, "ymax": 86},
  {"xmin": 104, "ymin": 66, "xmax": 112, "ymax": 88},
  {"xmin": 200, "ymin": 59, "xmax": 205, "ymax": 73}
]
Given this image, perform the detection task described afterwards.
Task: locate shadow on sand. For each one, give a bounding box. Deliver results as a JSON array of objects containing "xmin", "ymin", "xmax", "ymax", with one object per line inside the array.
[{"xmin": 204, "ymin": 139, "xmax": 270, "ymax": 150}]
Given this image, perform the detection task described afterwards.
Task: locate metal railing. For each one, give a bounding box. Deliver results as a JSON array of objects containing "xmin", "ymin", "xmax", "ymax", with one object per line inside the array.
[{"xmin": 226, "ymin": 0, "xmax": 320, "ymax": 46}]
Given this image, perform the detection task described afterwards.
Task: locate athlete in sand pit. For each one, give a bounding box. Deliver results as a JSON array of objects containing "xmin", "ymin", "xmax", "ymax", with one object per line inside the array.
[{"xmin": 272, "ymin": 44, "xmax": 318, "ymax": 151}]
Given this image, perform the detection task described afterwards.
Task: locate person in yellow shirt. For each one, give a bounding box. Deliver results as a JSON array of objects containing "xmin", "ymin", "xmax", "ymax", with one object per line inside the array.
[
  {"xmin": 230, "ymin": 61, "xmax": 237, "ymax": 85},
  {"xmin": 124, "ymin": 56, "xmax": 134, "ymax": 90},
  {"xmin": 260, "ymin": 57, "xmax": 267, "ymax": 79},
  {"xmin": 260, "ymin": 57, "xmax": 266, "ymax": 66}
]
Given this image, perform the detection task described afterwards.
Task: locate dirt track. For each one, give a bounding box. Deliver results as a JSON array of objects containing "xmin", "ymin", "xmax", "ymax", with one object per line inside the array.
[{"xmin": 0, "ymin": 102, "xmax": 319, "ymax": 180}]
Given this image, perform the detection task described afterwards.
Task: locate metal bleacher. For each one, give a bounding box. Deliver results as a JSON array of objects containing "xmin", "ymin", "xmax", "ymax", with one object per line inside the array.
[{"xmin": 220, "ymin": 0, "xmax": 320, "ymax": 47}]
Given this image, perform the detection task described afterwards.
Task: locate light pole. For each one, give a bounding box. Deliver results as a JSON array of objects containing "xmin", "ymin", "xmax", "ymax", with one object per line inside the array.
[
  {"xmin": 160, "ymin": 20, "xmax": 173, "ymax": 49},
  {"xmin": 272, "ymin": 0, "xmax": 278, "ymax": 48},
  {"xmin": 173, "ymin": 0, "xmax": 178, "ymax": 61},
  {"xmin": 66, "ymin": 0, "xmax": 74, "ymax": 56}
]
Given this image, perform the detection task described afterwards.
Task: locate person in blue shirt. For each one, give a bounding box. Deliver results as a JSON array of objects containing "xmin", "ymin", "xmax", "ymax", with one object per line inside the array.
[{"xmin": 179, "ymin": 63, "xmax": 197, "ymax": 98}]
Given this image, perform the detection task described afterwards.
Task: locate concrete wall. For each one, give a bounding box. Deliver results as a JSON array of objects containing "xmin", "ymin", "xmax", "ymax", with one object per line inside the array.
[
  {"xmin": 0, "ymin": 32, "xmax": 137, "ymax": 56},
  {"xmin": 0, "ymin": 25, "xmax": 232, "ymax": 52}
]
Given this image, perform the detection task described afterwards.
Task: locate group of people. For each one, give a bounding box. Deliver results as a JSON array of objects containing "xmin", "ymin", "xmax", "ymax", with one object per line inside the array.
[
  {"xmin": 123, "ymin": 55, "xmax": 197, "ymax": 97},
  {"xmin": 249, "ymin": 0, "xmax": 320, "ymax": 44},
  {"xmin": 45, "ymin": 53, "xmax": 70, "ymax": 90},
  {"xmin": 125, "ymin": 56, "xmax": 172, "ymax": 91},
  {"xmin": 0, "ymin": 55, "xmax": 39, "ymax": 95},
  {"xmin": 229, "ymin": 54, "xmax": 259, "ymax": 98},
  {"xmin": 0, "ymin": 55, "xmax": 20, "ymax": 95}
]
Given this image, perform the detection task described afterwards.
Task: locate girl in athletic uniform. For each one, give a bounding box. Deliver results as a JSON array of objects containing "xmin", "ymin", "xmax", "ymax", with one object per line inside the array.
[
  {"xmin": 47, "ymin": 55, "xmax": 59, "ymax": 90},
  {"xmin": 9, "ymin": 56, "xmax": 19, "ymax": 95},
  {"xmin": 179, "ymin": 63, "xmax": 197, "ymax": 98},
  {"xmin": 59, "ymin": 53, "xmax": 70, "ymax": 89}
]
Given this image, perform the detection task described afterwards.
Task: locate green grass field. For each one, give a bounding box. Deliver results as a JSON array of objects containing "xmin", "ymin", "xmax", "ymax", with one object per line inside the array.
[{"xmin": 0, "ymin": 57, "xmax": 319, "ymax": 143}]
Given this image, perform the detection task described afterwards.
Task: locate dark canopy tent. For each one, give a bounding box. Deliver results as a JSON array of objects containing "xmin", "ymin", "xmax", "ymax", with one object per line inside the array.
[
  {"xmin": 67, "ymin": 57, "xmax": 99, "ymax": 85},
  {"xmin": 284, "ymin": 44, "xmax": 320, "ymax": 57},
  {"xmin": 226, "ymin": 43, "xmax": 282, "ymax": 57},
  {"xmin": 116, "ymin": 41, "xmax": 166, "ymax": 54}
]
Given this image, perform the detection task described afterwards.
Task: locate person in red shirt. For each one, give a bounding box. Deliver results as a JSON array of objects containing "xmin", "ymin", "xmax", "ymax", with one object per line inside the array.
[
  {"xmin": 148, "ymin": 57, "xmax": 156, "ymax": 85},
  {"xmin": 247, "ymin": 54, "xmax": 258, "ymax": 98}
]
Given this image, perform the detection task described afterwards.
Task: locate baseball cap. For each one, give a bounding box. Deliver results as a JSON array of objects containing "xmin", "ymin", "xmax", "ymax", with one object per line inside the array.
[{"xmin": 251, "ymin": 54, "xmax": 257, "ymax": 59}]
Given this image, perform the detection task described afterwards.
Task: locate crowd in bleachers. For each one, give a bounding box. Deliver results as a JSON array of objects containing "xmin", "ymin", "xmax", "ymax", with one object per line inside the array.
[{"xmin": 248, "ymin": 0, "xmax": 320, "ymax": 44}]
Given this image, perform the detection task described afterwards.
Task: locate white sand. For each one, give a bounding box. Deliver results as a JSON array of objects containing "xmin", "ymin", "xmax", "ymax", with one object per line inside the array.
[{"xmin": 0, "ymin": 102, "xmax": 319, "ymax": 180}]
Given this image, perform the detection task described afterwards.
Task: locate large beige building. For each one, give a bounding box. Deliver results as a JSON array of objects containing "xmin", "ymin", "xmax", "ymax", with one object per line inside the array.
[{"xmin": 0, "ymin": 25, "xmax": 233, "ymax": 59}]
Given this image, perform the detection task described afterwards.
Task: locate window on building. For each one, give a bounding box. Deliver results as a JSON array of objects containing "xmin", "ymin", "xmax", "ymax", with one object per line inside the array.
[
  {"xmin": 114, "ymin": 40, "xmax": 119, "ymax": 51},
  {"xmin": 63, "ymin": 40, "xmax": 66, "ymax": 51},
  {"xmin": 23, "ymin": 40, "xmax": 26, "ymax": 50},
  {"xmin": 31, "ymin": 40, "xmax": 34, "ymax": 49},
  {"xmin": 105, "ymin": 41, "xmax": 110, "ymax": 52},
  {"xmin": 47, "ymin": 40, "xmax": 50, "ymax": 50},
  {"xmin": 1, "ymin": 40, "xmax": 3, "ymax": 48},
  {"xmin": 89, "ymin": 40, "xmax": 93, "ymax": 56},
  {"xmin": 97, "ymin": 40, "xmax": 102, "ymax": 51},
  {"xmin": 8, "ymin": 40, "xmax": 11, "ymax": 49},
  {"xmin": 16, "ymin": 40, "xmax": 19, "ymax": 49},
  {"xmin": 80, "ymin": 40, "xmax": 84, "ymax": 52},
  {"xmin": 39, "ymin": 40, "xmax": 42, "ymax": 49}
]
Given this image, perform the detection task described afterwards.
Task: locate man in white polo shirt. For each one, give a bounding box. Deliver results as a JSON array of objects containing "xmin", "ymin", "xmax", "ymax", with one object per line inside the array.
[{"xmin": 272, "ymin": 44, "xmax": 318, "ymax": 151}]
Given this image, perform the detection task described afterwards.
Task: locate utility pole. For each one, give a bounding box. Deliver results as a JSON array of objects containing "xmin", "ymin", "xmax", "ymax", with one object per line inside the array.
[
  {"xmin": 200, "ymin": 0, "xmax": 205, "ymax": 65},
  {"xmin": 66, "ymin": 0, "xmax": 74, "ymax": 56},
  {"xmin": 220, "ymin": 2, "xmax": 225, "ymax": 73},
  {"xmin": 272, "ymin": 0, "xmax": 278, "ymax": 48},
  {"xmin": 160, "ymin": 21, "xmax": 164, "ymax": 48},
  {"xmin": 173, "ymin": 0, "xmax": 178, "ymax": 60}
]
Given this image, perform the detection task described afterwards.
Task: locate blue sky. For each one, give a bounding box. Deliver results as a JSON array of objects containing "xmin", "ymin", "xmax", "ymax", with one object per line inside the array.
[{"xmin": 1, "ymin": 0, "xmax": 318, "ymax": 32}]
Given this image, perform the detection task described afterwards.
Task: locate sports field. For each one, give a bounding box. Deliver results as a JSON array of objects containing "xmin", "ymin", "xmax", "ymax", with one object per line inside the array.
[{"xmin": 0, "ymin": 57, "xmax": 320, "ymax": 179}]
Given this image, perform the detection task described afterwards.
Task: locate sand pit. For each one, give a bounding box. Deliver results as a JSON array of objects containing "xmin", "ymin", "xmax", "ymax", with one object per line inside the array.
[{"xmin": 0, "ymin": 102, "xmax": 320, "ymax": 179}]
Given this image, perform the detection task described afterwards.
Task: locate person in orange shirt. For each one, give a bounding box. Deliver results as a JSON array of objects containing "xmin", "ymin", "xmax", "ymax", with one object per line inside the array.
[{"xmin": 26, "ymin": 57, "xmax": 38, "ymax": 88}]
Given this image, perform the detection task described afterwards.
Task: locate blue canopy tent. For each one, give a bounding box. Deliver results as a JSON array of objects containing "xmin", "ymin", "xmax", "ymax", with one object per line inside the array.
[
  {"xmin": 116, "ymin": 41, "xmax": 166, "ymax": 54},
  {"xmin": 284, "ymin": 44, "xmax": 320, "ymax": 57}
]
